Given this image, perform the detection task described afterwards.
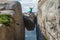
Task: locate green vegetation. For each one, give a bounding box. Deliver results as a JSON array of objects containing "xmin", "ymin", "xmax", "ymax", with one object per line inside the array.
[
  {"xmin": 43, "ymin": 36, "xmax": 48, "ymax": 40},
  {"xmin": 0, "ymin": 14, "xmax": 11, "ymax": 26},
  {"xmin": 38, "ymin": 0, "xmax": 41, "ymax": 3}
]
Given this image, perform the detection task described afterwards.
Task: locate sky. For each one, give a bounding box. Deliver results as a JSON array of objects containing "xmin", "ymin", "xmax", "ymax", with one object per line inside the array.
[{"xmin": 16, "ymin": 0, "xmax": 38, "ymax": 13}]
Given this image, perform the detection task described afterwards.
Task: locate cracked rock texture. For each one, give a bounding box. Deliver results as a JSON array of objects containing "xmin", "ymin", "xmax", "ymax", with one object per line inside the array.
[{"xmin": 37, "ymin": 0, "xmax": 60, "ymax": 40}]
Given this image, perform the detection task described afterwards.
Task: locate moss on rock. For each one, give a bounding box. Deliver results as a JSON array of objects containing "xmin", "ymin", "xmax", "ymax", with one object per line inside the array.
[
  {"xmin": 43, "ymin": 36, "xmax": 48, "ymax": 40},
  {"xmin": 0, "ymin": 14, "xmax": 11, "ymax": 26}
]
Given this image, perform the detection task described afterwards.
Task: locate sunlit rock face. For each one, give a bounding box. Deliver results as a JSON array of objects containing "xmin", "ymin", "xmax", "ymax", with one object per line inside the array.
[
  {"xmin": 0, "ymin": 1, "xmax": 25, "ymax": 40},
  {"xmin": 37, "ymin": 0, "xmax": 60, "ymax": 40}
]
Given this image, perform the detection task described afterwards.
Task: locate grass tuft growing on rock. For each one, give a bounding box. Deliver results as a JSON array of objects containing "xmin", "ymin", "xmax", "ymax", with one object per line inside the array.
[{"xmin": 0, "ymin": 14, "xmax": 11, "ymax": 26}]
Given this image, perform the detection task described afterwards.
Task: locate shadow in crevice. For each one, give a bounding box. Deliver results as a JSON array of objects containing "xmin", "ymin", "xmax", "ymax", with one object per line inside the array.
[
  {"xmin": 34, "ymin": 16, "xmax": 45, "ymax": 40},
  {"xmin": 36, "ymin": 24, "xmax": 45, "ymax": 40}
]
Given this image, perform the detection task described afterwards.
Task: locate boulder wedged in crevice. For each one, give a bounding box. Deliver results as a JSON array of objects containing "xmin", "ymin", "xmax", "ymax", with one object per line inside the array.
[{"xmin": 23, "ymin": 13, "xmax": 35, "ymax": 31}]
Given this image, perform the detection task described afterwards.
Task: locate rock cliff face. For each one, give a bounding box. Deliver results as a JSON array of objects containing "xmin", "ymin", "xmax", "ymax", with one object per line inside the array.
[
  {"xmin": 37, "ymin": 0, "xmax": 60, "ymax": 40},
  {"xmin": 0, "ymin": 1, "xmax": 25, "ymax": 40}
]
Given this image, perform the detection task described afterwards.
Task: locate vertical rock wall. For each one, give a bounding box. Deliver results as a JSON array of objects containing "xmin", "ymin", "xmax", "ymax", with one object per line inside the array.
[
  {"xmin": 0, "ymin": 1, "xmax": 25, "ymax": 40},
  {"xmin": 37, "ymin": 0, "xmax": 60, "ymax": 40},
  {"xmin": 13, "ymin": 2, "xmax": 25, "ymax": 40}
]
